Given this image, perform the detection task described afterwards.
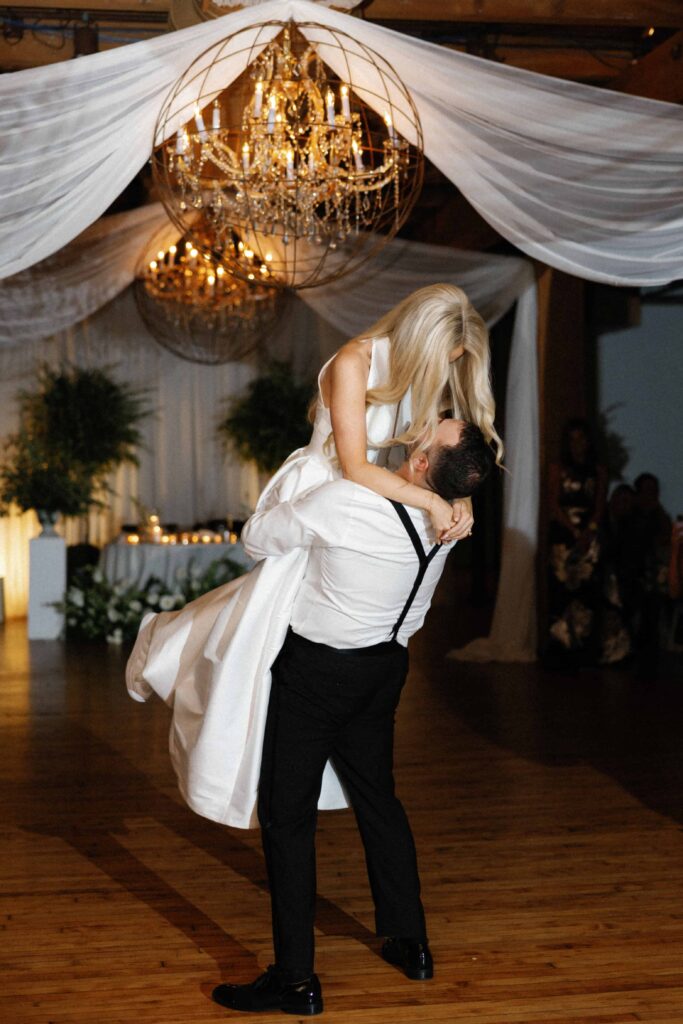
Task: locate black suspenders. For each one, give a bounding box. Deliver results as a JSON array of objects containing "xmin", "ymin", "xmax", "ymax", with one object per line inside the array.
[{"xmin": 389, "ymin": 500, "xmax": 441, "ymax": 641}]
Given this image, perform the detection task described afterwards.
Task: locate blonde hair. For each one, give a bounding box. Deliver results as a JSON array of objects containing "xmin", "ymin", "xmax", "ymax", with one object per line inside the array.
[{"xmin": 360, "ymin": 283, "xmax": 503, "ymax": 464}]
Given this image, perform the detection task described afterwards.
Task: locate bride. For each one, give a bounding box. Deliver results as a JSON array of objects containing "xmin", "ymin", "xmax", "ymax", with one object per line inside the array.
[{"xmin": 126, "ymin": 283, "xmax": 502, "ymax": 827}]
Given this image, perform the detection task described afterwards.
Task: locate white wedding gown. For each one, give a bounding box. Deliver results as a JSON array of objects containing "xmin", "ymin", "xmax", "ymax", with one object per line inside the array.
[{"xmin": 126, "ymin": 336, "xmax": 411, "ymax": 828}]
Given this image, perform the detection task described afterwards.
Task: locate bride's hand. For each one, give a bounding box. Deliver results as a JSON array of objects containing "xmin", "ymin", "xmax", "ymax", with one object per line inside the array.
[
  {"xmin": 440, "ymin": 497, "xmax": 474, "ymax": 543},
  {"xmin": 427, "ymin": 493, "xmax": 459, "ymax": 541}
]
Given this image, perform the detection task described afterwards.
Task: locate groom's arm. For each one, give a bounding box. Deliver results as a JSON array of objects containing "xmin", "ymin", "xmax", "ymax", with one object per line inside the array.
[{"xmin": 241, "ymin": 482, "xmax": 354, "ymax": 560}]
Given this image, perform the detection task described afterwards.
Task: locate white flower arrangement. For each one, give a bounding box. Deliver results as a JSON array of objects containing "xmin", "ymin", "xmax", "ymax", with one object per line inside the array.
[{"xmin": 57, "ymin": 556, "xmax": 246, "ymax": 643}]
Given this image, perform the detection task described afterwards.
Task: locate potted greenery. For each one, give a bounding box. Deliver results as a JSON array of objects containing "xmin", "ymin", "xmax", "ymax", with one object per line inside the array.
[
  {"xmin": 0, "ymin": 364, "xmax": 150, "ymax": 527},
  {"xmin": 0, "ymin": 364, "xmax": 151, "ymax": 639},
  {"xmin": 217, "ymin": 361, "xmax": 314, "ymax": 475},
  {"xmin": 0, "ymin": 431, "xmax": 93, "ymax": 534}
]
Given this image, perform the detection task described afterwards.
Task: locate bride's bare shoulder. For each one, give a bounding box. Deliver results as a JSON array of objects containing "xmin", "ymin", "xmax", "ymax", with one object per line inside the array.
[
  {"xmin": 320, "ymin": 338, "xmax": 372, "ymax": 405},
  {"xmin": 332, "ymin": 337, "xmax": 373, "ymax": 371}
]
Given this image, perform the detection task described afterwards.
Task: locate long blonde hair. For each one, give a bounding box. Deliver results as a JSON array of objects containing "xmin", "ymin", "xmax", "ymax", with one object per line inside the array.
[{"xmin": 361, "ymin": 283, "xmax": 503, "ymax": 464}]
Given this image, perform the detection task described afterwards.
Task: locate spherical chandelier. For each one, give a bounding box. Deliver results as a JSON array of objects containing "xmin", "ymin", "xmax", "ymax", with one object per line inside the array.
[
  {"xmin": 152, "ymin": 19, "xmax": 424, "ymax": 290},
  {"xmin": 134, "ymin": 233, "xmax": 283, "ymax": 365}
]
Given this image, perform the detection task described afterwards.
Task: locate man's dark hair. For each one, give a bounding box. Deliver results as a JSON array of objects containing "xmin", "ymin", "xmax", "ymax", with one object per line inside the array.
[{"xmin": 427, "ymin": 422, "xmax": 495, "ymax": 501}]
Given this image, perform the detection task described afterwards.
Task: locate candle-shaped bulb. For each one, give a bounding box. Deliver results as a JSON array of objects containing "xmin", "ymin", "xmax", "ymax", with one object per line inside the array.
[
  {"xmin": 211, "ymin": 102, "xmax": 220, "ymax": 131},
  {"xmin": 149, "ymin": 260, "xmax": 157, "ymax": 271},
  {"xmin": 242, "ymin": 141, "xmax": 250, "ymax": 173},
  {"xmin": 340, "ymin": 84, "xmax": 351, "ymax": 120},
  {"xmin": 384, "ymin": 110, "xmax": 398, "ymax": 145},
  {"xmin": 351, "ymin": 138, "xmax": 364, "ymax": 172},
  {"xmin": 267, "ymin": 93, "xmax": 276, "ymax": 133},
  {"xmin": 157, "ymin": 250, "xmax": 164, "ymax": 261},
  {"xmin": 175, "ymin": 129, "xmax": 186, "ymax": 155},
  {"xmin": 194, "ymin": 104, "xmax": 207, "ymax": 141},
  {"xmin": 285, "ymin": 147, "xmax": 295, "ymax": 181},
  {"xmin": 326, "ymin": 89, "xmax": 335, "ymax": 127},
  {"xmin": 168, "ymin": 244, "xmax": 177, "ymax": 266},
  {"xmin": 254, "ymin": 79, "xmax": 264, "ymax": 118}
]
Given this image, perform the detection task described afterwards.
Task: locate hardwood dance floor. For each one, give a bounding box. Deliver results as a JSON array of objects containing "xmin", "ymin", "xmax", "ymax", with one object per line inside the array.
[{"xmin": 2, "ymin": 581, "xmax": 683, "ymax": 1024}]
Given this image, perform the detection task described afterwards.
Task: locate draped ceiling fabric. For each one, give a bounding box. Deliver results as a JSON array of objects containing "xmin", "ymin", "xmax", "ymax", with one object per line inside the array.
[
  {"xmin": 0, "ymin": 206, "xmax": 174, "ymax": 346},
  {"xmin": 0, "ymin": 0, "xmax": 681, "ymax": 285},
  {"xmin": 0, "ymin": 207, "xmax": 536, "ymax": 658}
]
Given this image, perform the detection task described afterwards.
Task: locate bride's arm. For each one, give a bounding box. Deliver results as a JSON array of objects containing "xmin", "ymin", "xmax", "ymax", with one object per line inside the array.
[{"xmin": 326, "ymin": 344, "xmax": 472, "ymax": 540}]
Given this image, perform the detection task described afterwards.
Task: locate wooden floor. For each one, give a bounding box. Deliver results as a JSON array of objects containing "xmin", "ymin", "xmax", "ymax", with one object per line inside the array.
[{"xmin": 2, "ymin": 581, "xmax": 683, "ymax": 1024}]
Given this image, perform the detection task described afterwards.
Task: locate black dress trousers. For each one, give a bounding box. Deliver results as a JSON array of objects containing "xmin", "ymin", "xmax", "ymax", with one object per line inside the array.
[{"xmin": 257, "ymin": 628, "xmax": 427, "ymax": 976}]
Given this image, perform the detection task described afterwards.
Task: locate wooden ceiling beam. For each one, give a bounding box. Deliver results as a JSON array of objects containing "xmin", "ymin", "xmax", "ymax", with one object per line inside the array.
[
  {"xmin": 3, "ymin": 0, "xmax": 168, "ymax": 12},
  {"xmin": 363, "ymin": 1, "xmax": 683, "ymax": 29},
  {"xmin": 610, "ymin": 28, "xmax": 683, "ymax": 101}
]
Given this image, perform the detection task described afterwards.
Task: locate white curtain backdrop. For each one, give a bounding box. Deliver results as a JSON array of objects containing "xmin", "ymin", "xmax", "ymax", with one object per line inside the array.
[
  {"xmin": 0, "ymin": 208, "xmax": 537, "ymax": 658},
  {"xmin": 1, "ymin": 0, "xmax": 681, "ymax": 285}
]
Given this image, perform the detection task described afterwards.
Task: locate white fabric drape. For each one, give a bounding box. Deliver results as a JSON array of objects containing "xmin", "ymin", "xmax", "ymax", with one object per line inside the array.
[
  {"xmin": 0, "ymin": 208, "xmax": 537, "ymax": 657},
  {"xmin": 1, "ymin": 0, "xmax": 681, "ymax": 285},
  {"xmin": 0, "ymin": 205, "xmax": 172, "ymax": 346}
]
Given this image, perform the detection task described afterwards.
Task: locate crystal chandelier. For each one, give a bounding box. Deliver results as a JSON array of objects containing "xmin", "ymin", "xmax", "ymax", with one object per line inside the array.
[
  {"xmin": 134, "ymin": 236, "xmax": 282, "ymax": 365},
  {"xmin": 153, "ymin": 20, "xmax": 423, "ymax": 289}
]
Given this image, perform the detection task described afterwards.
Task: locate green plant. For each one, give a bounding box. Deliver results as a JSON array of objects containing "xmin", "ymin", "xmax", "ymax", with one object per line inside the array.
[
  {"xmin": 0, "ymin": 364, "xmax": 151, "ymax": 517},
  {"xmin": 20, "ymin": 364, "xmax": 150, "ymax": 476},
  {"xmin": 0, "ymin": 430, "xmax": 94, "ymax": 517},
  {"xmin": 217, "ymin": 362, "xmax": 314, "ymax": 474}
]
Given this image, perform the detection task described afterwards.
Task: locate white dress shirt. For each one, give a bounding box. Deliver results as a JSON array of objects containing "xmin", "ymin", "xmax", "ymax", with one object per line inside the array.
[{"xmin": 241, "ymin": 479, "xmax": 451, "ymax": 649}]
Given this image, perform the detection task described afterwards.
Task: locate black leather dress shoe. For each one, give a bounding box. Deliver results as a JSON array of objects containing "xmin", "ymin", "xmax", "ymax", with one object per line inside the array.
[
  {"xmin": 381, "ymin": 937, "xmax": 434, "ymax": 980},
  {"xmin": 212, "ymin": 966, "xmax": 323, "ymax": 1015}
]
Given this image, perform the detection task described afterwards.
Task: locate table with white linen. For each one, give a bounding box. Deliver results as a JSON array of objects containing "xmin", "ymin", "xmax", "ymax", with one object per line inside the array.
[{"xmin": 99, "ymin": 540, "xmax": 252, "ymax": 588}]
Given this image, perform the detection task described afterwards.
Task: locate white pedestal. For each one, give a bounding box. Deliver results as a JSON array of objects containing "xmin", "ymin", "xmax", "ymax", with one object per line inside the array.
[{"xmin": 28, "ymin": 535, "xmax": 66, "ymax": 640}]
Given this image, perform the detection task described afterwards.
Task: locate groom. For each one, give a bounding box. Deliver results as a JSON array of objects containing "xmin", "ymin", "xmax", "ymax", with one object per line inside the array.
[{"xmin": 212, "ymin": 419, "xmax": 494, "ymax": 1016}]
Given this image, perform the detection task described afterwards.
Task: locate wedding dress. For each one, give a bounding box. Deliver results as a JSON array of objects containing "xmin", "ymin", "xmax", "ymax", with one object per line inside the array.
[{"xmin": 126, "ymin": 336, "xmax": 411, "ymax": 828}]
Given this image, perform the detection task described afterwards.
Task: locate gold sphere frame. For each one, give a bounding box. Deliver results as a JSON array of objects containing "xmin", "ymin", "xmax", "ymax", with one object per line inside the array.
[{"xmin": 152, "ymin": 19, "xmax": 424, "ymax": 290}]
